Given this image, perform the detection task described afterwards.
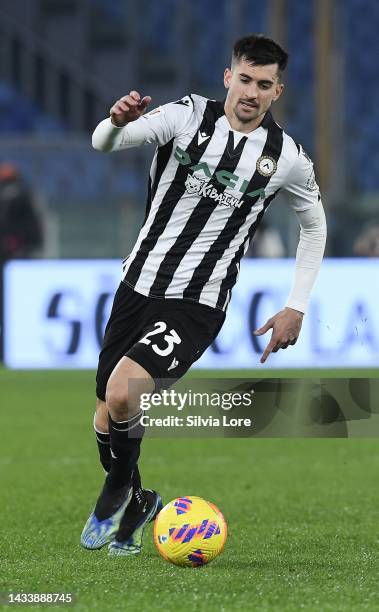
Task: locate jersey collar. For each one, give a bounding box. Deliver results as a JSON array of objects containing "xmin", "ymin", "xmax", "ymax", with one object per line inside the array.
[{"xmin": 260, "ymin": 110, "xmax": 276, "ymax": 129}]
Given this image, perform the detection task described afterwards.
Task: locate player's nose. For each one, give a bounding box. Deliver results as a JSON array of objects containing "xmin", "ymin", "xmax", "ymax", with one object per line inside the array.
[{"xmin": 246, "ymin": 84, "xmax": 259, "ymax": 99}]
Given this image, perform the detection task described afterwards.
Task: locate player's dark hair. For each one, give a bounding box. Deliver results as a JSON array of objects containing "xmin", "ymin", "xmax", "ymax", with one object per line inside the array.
[{"xmin": 232, "ymin": 34, "xmax": 289, "ymax": 78}]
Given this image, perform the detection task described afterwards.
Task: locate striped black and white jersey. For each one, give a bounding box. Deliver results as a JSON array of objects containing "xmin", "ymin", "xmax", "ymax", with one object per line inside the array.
[{"xmin": 97, "ymin": 94, "xmax": 322, "ymax": 311}]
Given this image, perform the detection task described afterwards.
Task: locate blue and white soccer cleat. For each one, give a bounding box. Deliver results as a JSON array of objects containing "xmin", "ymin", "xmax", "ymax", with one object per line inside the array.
[
  {"xmin": 80, "ymin": 485, "xmax": 133, "ymax": 550},
  {"xmin": 108, "ymin": 489, "xmax": 163, "ymax": 556}
]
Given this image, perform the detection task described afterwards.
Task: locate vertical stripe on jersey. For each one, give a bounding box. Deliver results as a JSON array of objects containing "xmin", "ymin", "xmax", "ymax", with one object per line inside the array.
[
  {"xmin": 151, "ymin": 139, "xmax": 175, "ymax": 201},
  {"xmin": 148, "ymin": 130, "xmax": 248, "ymax": 295},
  {"xmin": 144, "ymin": 176, "xmax": 152, "ymax": 225},
  {"xmin": 215, "ymin": 188, "xmax": 280, "ymax": 310},
  {"xmin": 124, "ymin": 99, "xmax": 225, "ymax": 287},
  {"xmin": 143, "ymin": 138, "xmax": 174, "ymax": 224},
  {"xmin": 183, "ymin": 118, "xmax": 283, "ymax": 301}
]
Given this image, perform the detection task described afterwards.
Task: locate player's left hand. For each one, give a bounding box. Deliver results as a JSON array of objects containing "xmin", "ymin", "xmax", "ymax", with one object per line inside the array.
[{"xmin": 253, "ymin": 307, "xmax": 304, "ymax": 364}]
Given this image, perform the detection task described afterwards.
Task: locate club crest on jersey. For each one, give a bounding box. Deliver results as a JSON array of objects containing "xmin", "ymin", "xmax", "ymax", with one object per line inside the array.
[
  {"xmin": 256, "ymin": 155, "xmax": 277, "ymax": 177},
  {"xmin": 185, "ymin": 174, "xmax": 243, "ymax": 209}
]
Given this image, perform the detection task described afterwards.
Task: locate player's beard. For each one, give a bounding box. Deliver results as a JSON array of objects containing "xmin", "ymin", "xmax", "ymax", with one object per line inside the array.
[{"xmin": 233, "ymin": 101, "xmax": 261, "ymax": 124}]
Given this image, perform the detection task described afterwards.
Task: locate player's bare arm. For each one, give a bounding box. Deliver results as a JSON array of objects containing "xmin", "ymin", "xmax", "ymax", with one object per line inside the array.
[
  {"xmin": 110, "ymin": 90, "xmax": 152, "ymax": 127},
  {"xmin": 254, "ymin": 307, "xmax": 304, "ymax": 364}
]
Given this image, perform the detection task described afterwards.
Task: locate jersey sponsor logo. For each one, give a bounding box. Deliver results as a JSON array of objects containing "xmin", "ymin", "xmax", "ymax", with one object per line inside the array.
[
  {"xmin": 175, "ymin": 146, "xmax": 266, "ymax": 201},
  {"xmin": 256, "ymin": 155, "xmax": 277, "ymax": 177},
  {"xmin": 185, "ymin": 174, "xmax": 243, "ymax": 209}
]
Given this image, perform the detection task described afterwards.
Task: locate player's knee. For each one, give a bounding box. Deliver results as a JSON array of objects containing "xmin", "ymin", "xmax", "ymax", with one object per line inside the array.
[{"xmin": 105, "ymin": 383, "xmax": 130, "ymax": 421}]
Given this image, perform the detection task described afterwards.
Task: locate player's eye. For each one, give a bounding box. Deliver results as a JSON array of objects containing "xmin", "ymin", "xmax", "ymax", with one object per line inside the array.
[
  {"xmin": 240, "ymin": 78, "xmax": 249, "ymax": 83},
  {"xmin": 259, "ymin": 83, "xmax": 271, "ymax": 89}
]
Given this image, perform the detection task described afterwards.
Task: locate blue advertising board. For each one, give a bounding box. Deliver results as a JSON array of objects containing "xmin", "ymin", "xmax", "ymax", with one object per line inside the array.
[{"xmin": 3, "ymin": 259, "xmax": 379, "ymax": 369}]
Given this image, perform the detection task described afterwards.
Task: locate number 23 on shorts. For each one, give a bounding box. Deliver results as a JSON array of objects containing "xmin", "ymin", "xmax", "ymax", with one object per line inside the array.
[{"xmin": 139, "ymin": 321, "xmax": 182, "ymax": 357}]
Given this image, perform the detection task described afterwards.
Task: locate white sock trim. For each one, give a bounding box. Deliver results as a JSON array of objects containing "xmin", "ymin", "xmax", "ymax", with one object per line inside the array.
[
  {"xmin": 111, "ymin": 410, "xmax": 144, "ymax": 432},
  {"xmin": 93, "ymin": 411, "xmax": 109, "ymax": 435}
]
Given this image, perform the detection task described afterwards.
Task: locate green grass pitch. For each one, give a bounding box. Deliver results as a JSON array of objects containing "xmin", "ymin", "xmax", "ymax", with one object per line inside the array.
[{"xmin": 1, "ymin": 369, "xmax": 379, "ymax": 611}]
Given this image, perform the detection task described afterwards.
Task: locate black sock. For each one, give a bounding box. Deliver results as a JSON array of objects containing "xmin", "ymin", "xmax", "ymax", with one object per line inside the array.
[
  {"xmin": 106, "ymin": 412, "xmax": 144, "ymax": 492},
  {"xmin": 132, "ymin": 465, "xmax": 143, "ymax": 496},
  {"xmin": 93, "ymin": 455, "xmax": 143, "ymax": 521},
  {"xmin": 94, "ymin": 425, "xmax": 112, "ymax": 473},
  {"xmin": 94, "ymin": 416, "xmax": 144, "ymax": 498},
  {"xmin": 129, "ymin": 465, "xmax": 145, "ymax": 507},
  {"xmin": 94, "ymin": 481, "xmax": 130, "ymax": 520},
  {"xmin": 94, "ymin": 432, "xmax": 143, "ymax": 496}
]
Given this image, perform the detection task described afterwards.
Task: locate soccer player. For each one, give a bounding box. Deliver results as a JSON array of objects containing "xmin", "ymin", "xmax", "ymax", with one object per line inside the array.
[{"xmin": 81, "ymin": 34, "xmax": 327, "ymax": 555}]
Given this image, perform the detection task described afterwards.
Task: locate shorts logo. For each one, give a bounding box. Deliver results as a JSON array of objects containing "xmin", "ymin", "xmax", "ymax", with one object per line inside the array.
[
  {"xmin": 256, "ymin": 155, "xmax": 277, "ymax": 177},
  {"xmin": 167, "ymin": 357, "xmax": 179, "ymax": 371}
]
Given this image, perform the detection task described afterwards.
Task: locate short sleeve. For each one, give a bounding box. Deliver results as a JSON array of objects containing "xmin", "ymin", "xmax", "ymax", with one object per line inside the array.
[{"xmin": 282, "ymin": 145, "xmax": 321, "ymax": 212}]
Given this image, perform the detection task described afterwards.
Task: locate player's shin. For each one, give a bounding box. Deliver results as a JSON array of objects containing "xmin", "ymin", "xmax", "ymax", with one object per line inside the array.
[
  {"xmin": 105, "ymin": 411, "xmax": 144, "ymax": 492},
  {"xmin": 93, "ymin": 413, "xmax": 143, "ymax": 495},
  {"xmin": 93, "ymin": 414, "xmax": 111, "ymax": 473}
]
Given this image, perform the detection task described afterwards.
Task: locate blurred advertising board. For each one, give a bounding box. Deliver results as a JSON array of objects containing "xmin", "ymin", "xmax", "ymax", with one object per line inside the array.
[{"xmin": 2, "ymin": 258, "xmax": 378, "ymax": 369}]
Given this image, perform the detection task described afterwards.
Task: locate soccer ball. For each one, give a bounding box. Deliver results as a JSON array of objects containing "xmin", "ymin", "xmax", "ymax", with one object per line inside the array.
[{"xmin": 153, "ymin": 496, "xmax": 227, "ymax": 567}]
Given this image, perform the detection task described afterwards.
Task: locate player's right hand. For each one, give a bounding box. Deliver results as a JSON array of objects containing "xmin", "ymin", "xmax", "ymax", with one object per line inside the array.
[{"xmin": 110, "ymin": 91, "xmax": 152, "ymax": 127}]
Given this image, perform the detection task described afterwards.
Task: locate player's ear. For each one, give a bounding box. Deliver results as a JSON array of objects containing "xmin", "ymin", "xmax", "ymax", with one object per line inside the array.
[
  {"xmin": 224, "ymin": 68, "xmax": 232, "ymax": 89},
  {"xmin": 273, "ymin": 83, "xmax": 284, "ymax": 102}
]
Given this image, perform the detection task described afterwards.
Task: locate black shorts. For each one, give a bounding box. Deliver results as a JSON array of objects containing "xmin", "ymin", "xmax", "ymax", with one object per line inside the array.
[{"xmin": 96, "ymin": 281, "xmax": 225, "ymax": 401}]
